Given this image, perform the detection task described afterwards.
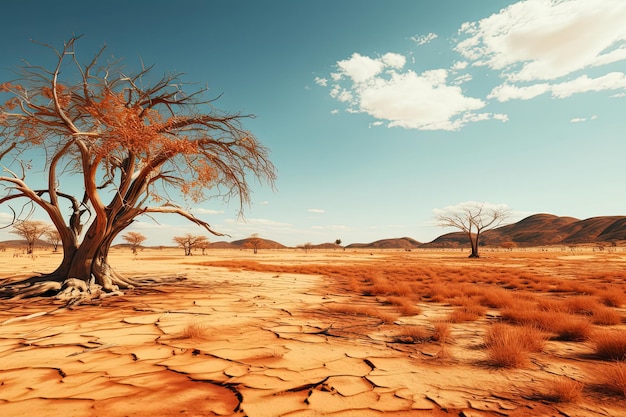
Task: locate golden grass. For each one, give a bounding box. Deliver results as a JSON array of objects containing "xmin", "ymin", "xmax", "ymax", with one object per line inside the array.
[
  {"xmin": 385, "ymin": 296, "xmax": 422, "ymax": 316},
  {"xmin": 591, "ymin": 330, "xmax": 626, "ymax": 360},
  {"xmin": 599, "ymin": 362, "xmax": 626, "ymax": 397},
  {"xmin": 326, "ymin": 303, "xmax": 399, "ymax": 324},
  {"xmin": 392, "ymin": 325, "xmax": 431, "ymax": 344},
  {"xmin": 539, "ymin": 377, "xmax": 584, "ymax": 403},
  {"xmin": 177, "ymin": 320, "xmax": 210, "ymax": 340},
  {"xmin": 484, "ymin": 323, "xmax": 546, "ymax": 368}
]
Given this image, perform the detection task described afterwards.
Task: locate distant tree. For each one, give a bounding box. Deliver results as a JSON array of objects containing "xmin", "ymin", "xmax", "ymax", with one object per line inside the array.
[
  {"xmin": 0, "ymin": 36, "xmax": 275, "ymax": 299},
  {"xmin": 197, "ymin": 237, "xmax": 211, "ymax": 255},
  {"xmin": 500, "ymin": 241, "xmax": 517, "ymax": 251},
  {"xmin": 300, "ymin": 242, "xmax": 313, "ymax": 253},
  {"xmin": 173, "ymin": 234, "xmax": 208, "ymax": 256},
  {"xmin": 335, "ymin": 239, "xmax": 342, "ymax": 246},
  {"xmin": 45, "ymin": 230, "xmax": 62, "ymax": 252},
  {"xmin": 435, "ymin": 202, "xmax": 511, "ymax": 258},
  {"xmin": 11, "ymin": 220, "xmax": 50, "ymax": 254},
  {"xmin": 245, "ymin": 233, "xmax": 263, "ymax": 254},
  {"xmin": 122, "ymin": 232, "xmax": 147, "ymax": 255}
]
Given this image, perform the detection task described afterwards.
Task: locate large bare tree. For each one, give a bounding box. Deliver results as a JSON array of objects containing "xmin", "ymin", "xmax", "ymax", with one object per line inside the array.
[
  {"xmin": 0, "ymin": 37, "xmax": 276, "ymax": 298},
  {"xmin": 435, "ymin": 201, "xmax": 510, "ymax": 258}
]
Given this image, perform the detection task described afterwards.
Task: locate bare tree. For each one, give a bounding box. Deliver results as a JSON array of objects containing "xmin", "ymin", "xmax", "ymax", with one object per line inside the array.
[
  {"xmin": 173, "ymin": 234, "xmax": 208, "ymax": 256},
  {"xmin": 0, "ymin": 37, "xmax": 275, "ymax": 299},
  {"xmin": 435, "ymin": 202, "xmax": 511, "ymax": 258},
  {"xmin": 244, "ymin": 233, "xmax": 263, "ymax": 254},
  {"xmin": 11, "ymin": 220, "xmax": 50, "ymax": 254},
  {"xmin": 45, "ymin": 230, "xmax": 62, "ymax": 252},
  {"xmin": 122, "ymin": 231, "xmax": 147, "ymax": 255}
]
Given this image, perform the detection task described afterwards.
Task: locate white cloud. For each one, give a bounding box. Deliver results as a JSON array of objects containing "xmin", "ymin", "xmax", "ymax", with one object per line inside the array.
[
  {"xmin": 334, "ymin": 53, "xmax": 385, "ymax": 83},
  {"xmin": 411, "ymin": 32, "xmax": 438, "ymax": 46},
  {"xmin": 192, "ymin": 208, "xmax": 224, "ymax": 215},
  {"xmin": 311, "ymin": 224, "xmax": 349, "ymax": 231},
  {"xmin": 455, "ymin": 0, "xmax": 626, "ymax": 82},
  {"xmin": 381, "ymin": 52, "xmax": 406, "ymax": 69},
  {"xmin": 433, "ymin": 201, "xmax": 511, "ymax": 217},
  {"xmin": 314, "ymin": 76, "xmax": 328, "ymax": 87},
  {"xmin": 550, "ymin": 72, "xmax": 626, "ymax": 98},
  {"xmin": 570, "ymin": 117, "xmax": 586, "ymax": 123},
  {"xmin": 488, "ymin": 72, "xmax": 626, "ymax": 101},
  {"xmin": 307, "ymin": 208, "xmax": 325, "ymax": 213},
  {"xmin": 452, "ymin": 61, "xmax": 468, "ymax": 71},
  {"xmin": 326, "ymin": 52, "xmax": 502, "ymax": 131},
  {"xmin": 225, "ymin": 218, "xmax": 291, "ymax": 227}
]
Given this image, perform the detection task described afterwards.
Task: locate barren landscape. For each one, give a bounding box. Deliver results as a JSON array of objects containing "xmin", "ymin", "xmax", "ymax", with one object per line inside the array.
[{"xmin": 2, "ymin": 247, "xmax": 626, "ymax": 416}]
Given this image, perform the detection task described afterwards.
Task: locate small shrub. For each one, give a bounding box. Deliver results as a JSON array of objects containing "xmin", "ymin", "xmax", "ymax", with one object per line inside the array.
[
  {"xmin": 563, "ymin": 295, "xmax": 601, "ymax": 315},
  {"xmin": 540, "ymin": 377, "xmax": 584, "ymax": 403},
  {"xmin": 484, "ymin": 323, "xmax": 533, "ymax": 368},
  {"xmin": 178, "ymin": 320, "xmax": 210, "ymax": 340},
  {"xmin": 550, "ymin": 313, "xmax": 592, "ymax": 341},
  {"xmin": 432, "ymin": 320, "xmax": 451, "ymax": 344},
  {"xmin": 479, "ymin": 287, "xmax": 515, "ymax": 309},
  {"xmin": 392, "ymin": 325, "xmax": 430, "ymax": 344},
  {"xmin": 386, "ymin": 296, "xmax": 422, "ymax": 316},
  {"xmin": 591, "ymin": 306, "xmax": 622, "ymax": 326},
  {"xmin": 448, "ymin": 297, "xmax": 487, "ymax": 322},
  {"xmin": 592, "ymin": 330, "xmax": 626, "ymax": 360},
  {"xmin": 599, "ymin": 362, "xmax": 626, "ymax": 397},
  {"xmin": 596, "ymin": 289, "xmax": 626, "ymax": 308}
]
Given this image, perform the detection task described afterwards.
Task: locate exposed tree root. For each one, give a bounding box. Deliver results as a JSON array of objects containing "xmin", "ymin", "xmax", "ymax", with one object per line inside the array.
[{"xmin": 0, "ymin": 276, "xmax": 124, "ymax": 305}]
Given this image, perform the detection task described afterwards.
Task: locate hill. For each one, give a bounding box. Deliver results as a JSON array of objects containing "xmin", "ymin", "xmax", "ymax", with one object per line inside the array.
[
  {"xmin": 346, "ymin": 237, "xmax": 422, "ymax": 250},
  {"xmin": 422, "ymin": 214, "xmax": 626, "ymax": 248}
]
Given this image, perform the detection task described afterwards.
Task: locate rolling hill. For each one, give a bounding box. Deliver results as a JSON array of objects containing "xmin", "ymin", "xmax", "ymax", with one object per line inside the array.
[{"xmin": 422, "ymin": 214, "xmax": 626, "ymax": 248}]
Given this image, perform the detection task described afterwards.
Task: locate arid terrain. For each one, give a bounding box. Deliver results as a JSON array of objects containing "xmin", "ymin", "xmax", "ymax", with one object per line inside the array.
[{"xmin": 2, "ymin": 246, "xmax": 626, "ymax": 416}]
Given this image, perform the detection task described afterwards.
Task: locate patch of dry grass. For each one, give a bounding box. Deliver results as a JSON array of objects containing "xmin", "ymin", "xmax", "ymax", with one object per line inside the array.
[
  {"xmin": 599, "ymin": 362, "xmax": 626, "ymax": 397},
  {"xmin": 484, "ymin": 323, "xmax": 546, "ymax": 368},
  {"xmin": 392, "ymin": 325, "xmax": 431, "ymax": 344},
  {"xmin": 178, "ymin": 320, "xmax": 210, "ymax": 340},
  {"xmin": 591, "ymin": 330, "xmax": 626, "ymax": 360},
  {"xmin": 538, "ymin": 377, "xmax": 584, "ymax": 403}
]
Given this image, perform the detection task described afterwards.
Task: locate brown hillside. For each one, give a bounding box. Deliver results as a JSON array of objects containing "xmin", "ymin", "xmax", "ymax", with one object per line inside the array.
[
  {"xmin": 423, "ymin": 214, "xmax": 626, "ymax": 248},
  {"xmin": 229, "ymin": 237, "xmax": 286, "ymax": 249},
  {"xmin": 346, "ymin": 237, "xmax": 421, "ymax": 249}
]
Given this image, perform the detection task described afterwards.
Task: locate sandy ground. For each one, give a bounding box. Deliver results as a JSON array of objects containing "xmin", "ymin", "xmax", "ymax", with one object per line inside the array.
[{"xmin": 1, "ymin": 247, "xmax": 626, "ymax": 416}]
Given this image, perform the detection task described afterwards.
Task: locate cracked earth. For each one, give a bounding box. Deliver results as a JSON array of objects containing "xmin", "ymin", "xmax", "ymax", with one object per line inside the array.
[{"xmin": 1, "ymin": 249, "xmax": 625, "ymax": 416}]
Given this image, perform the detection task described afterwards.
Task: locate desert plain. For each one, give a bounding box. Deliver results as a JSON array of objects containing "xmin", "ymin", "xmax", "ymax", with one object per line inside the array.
[{"xmin": 1, "ymin": 246, "xmax": 626, "ymax": 417}]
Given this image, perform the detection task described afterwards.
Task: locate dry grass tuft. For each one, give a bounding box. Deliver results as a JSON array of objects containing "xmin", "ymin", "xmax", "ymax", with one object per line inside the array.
[
  {"xmin": 599, "ymin": 362, "xmax": 626, "ymax": 397},
  {"xmin": 591, "ymin": 306, "xmax": 622, "ymax": 325},
  {"xmin": 386, "ymin": 296, "xmax": 422, "ymax": 316},
  {"xmin": 448, "ymin": 297, "xmax": 487, "ymax": 322},
  {"xmin": 550, "ymin": 313, "xmax": 592, "ymax": 341},
  {"xmin": 484, "ymin": 323, "xmax": 545, "ymax": 368},
  {"xmin": 392, "ymin": 325, "xmax": 431, "ymax": 344},
  {"xmin": 591, "ymin": 330, "xmax": 626, "ymax": 360},
  {"xmin": 539, "ymin": 377, "xmax": 584, "ymax": 403},
  {"xmin": 326, "ymin": 303, "xmax": 399, "ymax": 324},
  {"xmin": 178, "ymin": 320, "xmax": 210, "ymax": 340}
]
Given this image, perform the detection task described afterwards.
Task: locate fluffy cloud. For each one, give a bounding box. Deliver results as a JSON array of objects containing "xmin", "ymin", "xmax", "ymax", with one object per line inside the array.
[
  {"xmin": 326, "ymin": 53, "xmax": 503, "ymax": 131},
  {"xmin": 455, "ymin": 0, "xmax": 626, "ymax": 81}
]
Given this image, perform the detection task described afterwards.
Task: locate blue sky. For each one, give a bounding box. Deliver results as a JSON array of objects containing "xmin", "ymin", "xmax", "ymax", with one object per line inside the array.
[{"xmin": 1, "ymin": 0, "xmax": 625, "ymax": 247}]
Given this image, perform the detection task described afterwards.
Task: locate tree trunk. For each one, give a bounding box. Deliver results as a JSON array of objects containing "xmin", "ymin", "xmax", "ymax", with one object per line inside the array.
[
  {"xmin": 0, "ymin": 224, "xmax": 137, "ymax": 300},
  {"xmin": 468, "ymin": 232, "xmax": 480, "ymax": 258}
]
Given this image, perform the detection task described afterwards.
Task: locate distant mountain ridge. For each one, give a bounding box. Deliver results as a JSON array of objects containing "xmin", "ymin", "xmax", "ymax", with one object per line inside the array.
[
  {"xmin": 422, "ymin": 214, "xmax": 626, "ymax": 248},
  {"xmin": 3, "ymin": 214, "xmax": 625, "ymax": 251}
]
